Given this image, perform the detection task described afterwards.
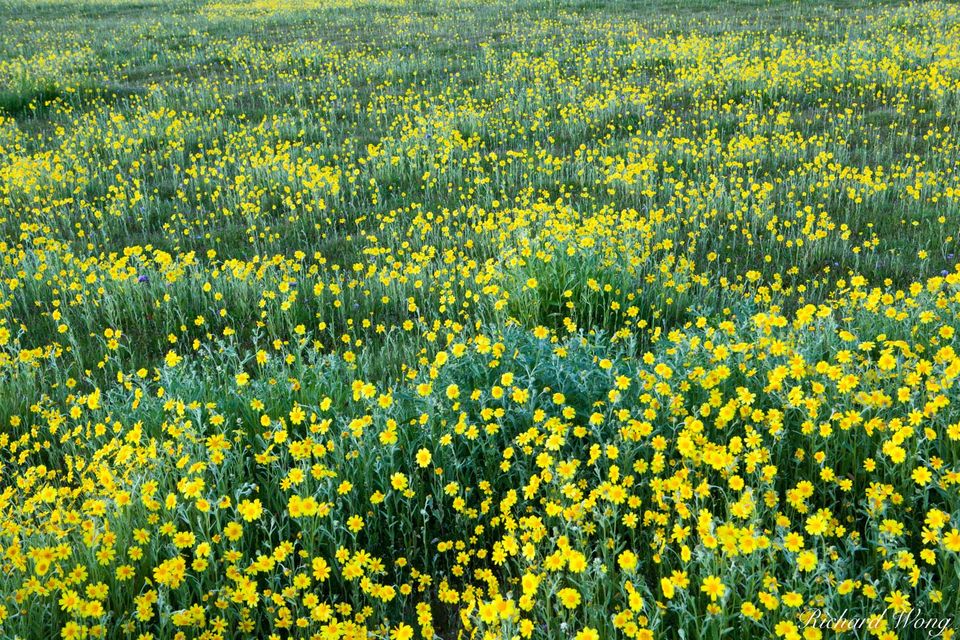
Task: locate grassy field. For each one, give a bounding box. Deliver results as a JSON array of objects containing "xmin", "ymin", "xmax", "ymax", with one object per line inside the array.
[{"xmin": 1, "ymin": 0, "xmax": 960, "ymax": 638}]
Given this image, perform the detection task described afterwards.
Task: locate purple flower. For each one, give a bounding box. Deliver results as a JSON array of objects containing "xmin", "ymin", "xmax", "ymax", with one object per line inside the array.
[{"xmin": 138, "ymin": 274, "xmax": 149, "ymax": 283}]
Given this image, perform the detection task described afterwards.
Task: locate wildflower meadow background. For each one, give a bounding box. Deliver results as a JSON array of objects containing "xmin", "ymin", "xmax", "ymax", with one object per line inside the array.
[{"xmin": 1, "ymin": 0, "xmax": 960, "ymax": 638}]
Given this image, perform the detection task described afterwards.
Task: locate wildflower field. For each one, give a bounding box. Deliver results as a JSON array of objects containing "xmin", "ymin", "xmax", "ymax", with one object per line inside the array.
[{"xmin": 2, "ymin": 0, "xmax": 960, "ymax": 638}]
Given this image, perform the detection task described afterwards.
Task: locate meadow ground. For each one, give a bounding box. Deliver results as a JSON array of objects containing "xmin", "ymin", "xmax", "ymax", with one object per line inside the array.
[{"xmin": 1, "ymin": 0, "xmax": 960, "ymax": 638}]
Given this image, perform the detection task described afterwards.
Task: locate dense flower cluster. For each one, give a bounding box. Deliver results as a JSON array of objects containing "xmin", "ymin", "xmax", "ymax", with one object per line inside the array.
[{"xmin": 0, "ymin": 0, "xmax": 959, "ymax": 638}]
